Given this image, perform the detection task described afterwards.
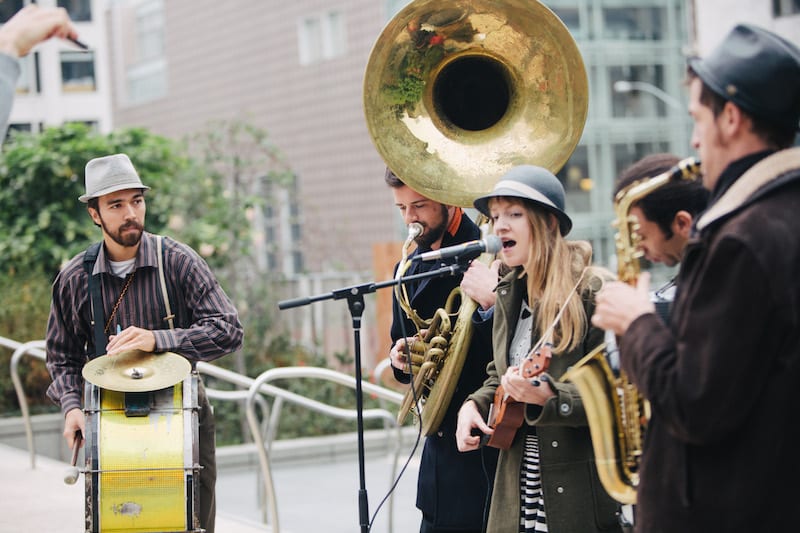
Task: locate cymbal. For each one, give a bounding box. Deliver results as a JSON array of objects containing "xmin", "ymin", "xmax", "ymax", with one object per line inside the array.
[{"xmin": 82, "ymin": 350, "xmax": 191, "ymax": 392}]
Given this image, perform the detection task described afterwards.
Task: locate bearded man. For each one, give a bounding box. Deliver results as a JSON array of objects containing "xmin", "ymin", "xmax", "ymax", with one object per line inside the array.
[{"xmin": 46, "ymin": 153, "xmax": 243, "ymax": 533}]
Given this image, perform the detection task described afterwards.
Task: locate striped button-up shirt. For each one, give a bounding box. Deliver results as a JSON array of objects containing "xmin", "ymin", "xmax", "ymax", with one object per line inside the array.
[{"xmin": 46, "ymin": 232, "xmax": 243, "ymax": 415}]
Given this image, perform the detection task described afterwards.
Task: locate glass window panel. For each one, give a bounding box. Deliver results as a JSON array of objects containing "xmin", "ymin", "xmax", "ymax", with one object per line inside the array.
[
  {"xmin": 292, "ymin": 251, "xmax": 304, "ymax": 273},
  {"xmin": 127, "ymin": 1, "xmax": 166, "ymax": 104},
  {"xmin": 298, "ymin": 16, "xmax": 322, "ymax": 65},
  {"xmin": 773, "ymin": 0, "xmax": 800, "ymax": 16},
  {"xmin": 57, "ymin": 0, "xmax": 91, "ymax": 22},
  {"xmin": 8, "ymin": 122, "xmax": 31, "ymax": 133},
  {"xmin": 612, "ymin": 142, "xmax": 671, "ymax": 179},
  {"xmin": 557, "ymin": 145, "xmax": 592, "ymax": 214},
  {"xmin": 15, "ymin": 52, "xmax": 39, "ymax": 94},
  {"xmin": 323, "ymin": 11, "xmax": 347, "ymax": 59},
  {"xmin": 136, "ymin": 0, "xmax": 165, "ymax": 62},
  {"xmin": 609, "ymin": 64, "xmax": 668, "ymax": 118},
  {"xmin": 127, "ymin": 60, "xmax": 167, "ymax": 103},
  {"xmin": 550, "ymin": 7, "xmax": 581, "ymax": 38},
  {"xmin": 61, "ymin": 51, "xmax": 96, "ymax": 92},
  {"xmin": 602, "ymin": 6, "xmax": 666, "ymax": 41},
  {"xmin": 298, "ymin": 10, "xmax": 346, "ymax": 65},
  {"xmin": 0, "ymin": 1, "xmax": 25, "ymax": 24}
]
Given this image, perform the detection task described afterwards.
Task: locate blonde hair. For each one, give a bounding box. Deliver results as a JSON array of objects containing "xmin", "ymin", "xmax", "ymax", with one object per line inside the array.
[{"xmin": 503, "ymin": 198, "xmax": 605, "ymax": 353}]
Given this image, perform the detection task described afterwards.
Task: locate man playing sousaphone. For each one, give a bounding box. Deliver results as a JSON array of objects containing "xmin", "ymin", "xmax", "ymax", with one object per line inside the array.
[
  {"xmin": 385, "ymin": 167, "xmax": 499, "ymax": 533},
  {"xmin": 45, "ymin": 153, "xmax": 243, "ymax": 533}
]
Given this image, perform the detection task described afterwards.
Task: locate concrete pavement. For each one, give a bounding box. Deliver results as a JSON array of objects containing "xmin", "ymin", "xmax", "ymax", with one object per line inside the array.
[{"xmin": 0, "ymin": 428, "xmax": 423, "ymax": 532}]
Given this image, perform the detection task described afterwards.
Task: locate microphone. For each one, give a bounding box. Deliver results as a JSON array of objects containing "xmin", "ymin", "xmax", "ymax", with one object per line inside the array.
[
  {"xmin": 414, "ymin": 235, "xmax": 502, "ymax": 262},
  {"xmin": 407, "ymin": 222, "xmax": 423, "ymax": 239}
]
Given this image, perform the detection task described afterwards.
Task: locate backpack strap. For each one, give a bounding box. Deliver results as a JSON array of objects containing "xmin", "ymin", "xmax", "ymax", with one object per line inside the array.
[{"xmin": 83, "ymin": 242, "xmax": 106, "ymax": 358}]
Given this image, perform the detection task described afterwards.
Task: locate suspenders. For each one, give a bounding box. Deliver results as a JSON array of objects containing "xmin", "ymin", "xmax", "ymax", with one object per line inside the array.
[
  {"xmin": 83, "ymin": 236, "xmax": 173, "ymax": 358},
  {"xmin": 83, "ymin": 243, "xmax": 105, "ymax": 357}
]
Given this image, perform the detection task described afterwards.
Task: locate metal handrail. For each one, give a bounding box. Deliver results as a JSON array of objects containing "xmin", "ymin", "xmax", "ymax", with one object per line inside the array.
[
  {"xmin": 244, "ymin": 366, "xmax": 405, "ymax": 532},
  {"xmin": 4, "ymin": 335, "xmax": 407, "ymax": 532},
  {"xmin": 4, "ymin": 338, "xmax": 47, "ymax": 468}
]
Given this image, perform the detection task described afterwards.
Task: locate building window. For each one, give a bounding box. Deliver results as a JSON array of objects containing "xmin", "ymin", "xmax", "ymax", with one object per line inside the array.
[
  {"xmin": 262, "ymin": 178, "xmax": 303, "ymax": 275},
  {"xmin": 610, "ymin": 64, "xmax": 669, "ymax": 118},
  {"xmin": 136, "ymin": 1, "xmax": 165, "ymax": 62},
  {"xmin": 297, "ymin": 10, "xmax": 347, "ymax": 65},
  {"xmin": 612, "ymin": 141, "xmax": 671, "ymax": 180},
  {"xmin": 128, "ymin": 59, "xmax": 167, "ymax": 103},
  {"xmin": 61, "ymin": 50, "xmax": 96, "ymax": 92},
  {"xmin": 16, "ymin": 52, "xmax": 39, "ymax": 94},
  {"xmin": 0, "ymin": 1, "xmax": 24, "ymax": 24},
  {"xmin": 773, "ymin": 0, "xmax": 800, "ymax": 16},
  {"xmin": 602, "ymin": 6, "xmax": 666, "ymax": 41},
  {"xmin": 550, "ymin": 7, "xmax": 583, "ymax": 39},
  {"xmin": 8, "ymin": 123, "xmax": 31, "ymax": 133},
  {"xmin": 126, "ymin": 0, "xmax": 167, "ymax": 104},
  {"xmin": 6, "ymin": 122, "xmax": 31, "ymax": 142},
  {"xmin": 557, "ymin": 145, "xmax": 592, "ymax": 214},
  {"xmin": 292, "ymin": 251, "xmax": 304, "ymax": 273},
  {"xmin": 57, "ymin": 0, "xmax": 91, "ymax": 22}
]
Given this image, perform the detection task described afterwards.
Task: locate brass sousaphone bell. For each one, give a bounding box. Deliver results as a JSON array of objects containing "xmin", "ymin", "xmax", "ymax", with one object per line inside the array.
[{"xmin": 364, "ymin": 0, "xmax": 588, "ymax": 434}]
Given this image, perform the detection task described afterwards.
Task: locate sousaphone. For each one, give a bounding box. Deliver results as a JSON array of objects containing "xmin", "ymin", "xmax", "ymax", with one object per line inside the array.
[{"xmin": 364, "ymin": 0, "xmax": 588, "ymax": 434}]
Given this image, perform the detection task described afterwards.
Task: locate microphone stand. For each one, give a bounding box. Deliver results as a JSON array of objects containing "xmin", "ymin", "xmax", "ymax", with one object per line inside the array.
[{"xmin": 278, "ymin": 261, "xmax": 470, "ymax": 533}]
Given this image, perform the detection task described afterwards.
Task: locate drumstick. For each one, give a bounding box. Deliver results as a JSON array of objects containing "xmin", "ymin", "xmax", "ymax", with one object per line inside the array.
[
  {"xmin": 66, "ymin": 36, "xmax": 89, "ymax": 50},
  {"xmin": 63, "ymin": 430, "xmax": 83, "ymax": 485}
]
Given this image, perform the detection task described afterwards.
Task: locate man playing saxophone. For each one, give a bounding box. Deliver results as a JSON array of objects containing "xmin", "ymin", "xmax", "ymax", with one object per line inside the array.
[
  {"xmin": 385, "ymin": 168, "xmax": 499, "ymax": 533},
  {"xmin": 592, "ymin": 24, "xmax": 800, "ymax": 533},
  {"xmin": 613, "ymin": 153, "xmax": 709, "ymax": 321}
]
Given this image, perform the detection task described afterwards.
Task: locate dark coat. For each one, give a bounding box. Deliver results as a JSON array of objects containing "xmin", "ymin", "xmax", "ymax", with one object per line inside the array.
[
  {"xmin": 390, "ymin": 213, "xmax": 499, "ymax": 530},
  {"xmin": 620, "ymin": 148, "xmax": 800, "ymax": 532},
  {"xmin": 467, "ymin": 268, "xmax": 623, "ymax": 533}
]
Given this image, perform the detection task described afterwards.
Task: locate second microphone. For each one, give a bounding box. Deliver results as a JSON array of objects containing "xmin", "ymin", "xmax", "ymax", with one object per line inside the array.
[{"xmin": 413, "ymin": 235, "xmax": 502, "ymax": 262}]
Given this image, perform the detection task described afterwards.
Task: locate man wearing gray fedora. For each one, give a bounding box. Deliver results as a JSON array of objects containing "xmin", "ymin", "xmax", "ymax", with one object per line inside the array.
[
  {"xmin": 45, "ymin": 153, "xmax": 243, "ymax": 533},
  {"xmin": 593, "ymin": 24, "xmax": 800, "ymax": 532}
]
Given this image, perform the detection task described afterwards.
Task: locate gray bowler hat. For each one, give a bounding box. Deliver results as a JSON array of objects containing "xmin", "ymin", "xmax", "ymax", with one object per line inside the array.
[
  {"xmin": 474, "ymin": 165, "xmax": 572, "ymax": 236},
  {"xmin": 79, "ymin": 153, "xmax": 150, "ymax": 203},
  {"xmin": 689, "ymin": 24, "xmax": 800, "ymax": 130}
]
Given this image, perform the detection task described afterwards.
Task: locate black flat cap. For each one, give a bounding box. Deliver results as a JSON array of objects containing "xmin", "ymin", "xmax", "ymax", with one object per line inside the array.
[{"xmin": 689, "ymin": 24, "xmax": 800, "ymax": 130}]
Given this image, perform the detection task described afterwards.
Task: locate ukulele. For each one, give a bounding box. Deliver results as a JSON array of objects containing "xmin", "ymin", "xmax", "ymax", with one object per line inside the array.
[{"xmin": 486, "ymin": 342, "xmax": 552, "ymax": 450}]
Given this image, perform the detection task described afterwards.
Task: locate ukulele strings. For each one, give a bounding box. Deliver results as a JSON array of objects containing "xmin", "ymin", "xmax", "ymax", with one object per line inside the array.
[{"xmin": 525, "ymin": 267, "xmax": 588, "ymax": 359}]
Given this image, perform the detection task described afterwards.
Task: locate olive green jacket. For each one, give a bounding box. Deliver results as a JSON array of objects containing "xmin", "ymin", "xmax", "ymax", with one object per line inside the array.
[{"xmin": 467, "ymin": 267, "xmax": 622, "ymax": 533}]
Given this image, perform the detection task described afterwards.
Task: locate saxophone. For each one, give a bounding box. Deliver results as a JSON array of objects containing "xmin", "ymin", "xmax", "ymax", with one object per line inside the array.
[{"xmin": 561, "ymin": 157, "xmax": 701, "ymax": 504}]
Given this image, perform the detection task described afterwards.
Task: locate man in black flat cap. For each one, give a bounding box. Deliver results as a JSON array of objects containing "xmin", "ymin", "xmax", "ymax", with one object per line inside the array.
[{"xmin": 592, "ymin": 24, "xmax": 800, "ymax": 533}]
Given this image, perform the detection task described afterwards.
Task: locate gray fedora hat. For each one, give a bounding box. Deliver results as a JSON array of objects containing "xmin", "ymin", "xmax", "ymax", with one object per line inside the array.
[
  {"xmin": 474, "ymin": 165, "xmax": 572, "ymax": 236},
  {"xmin": 79, "ymin": 153, "xmax": 150, "ymax": 203},
  {"xmin": 689, "ymin": 24, "xmax": 800, "ymax": 130}
]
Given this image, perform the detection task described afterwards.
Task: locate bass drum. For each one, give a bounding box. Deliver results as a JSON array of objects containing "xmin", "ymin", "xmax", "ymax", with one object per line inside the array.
[{"xmin": 83, "ymin": 374, "xmax": 201, "ymax": 532}]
